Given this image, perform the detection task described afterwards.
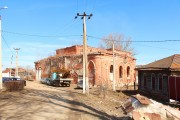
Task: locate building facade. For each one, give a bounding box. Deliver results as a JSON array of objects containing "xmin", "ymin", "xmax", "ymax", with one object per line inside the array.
[
  {"xmin": 35, "ymin": 45, "xmax": 136, "ymax": 87},
  {"xmin": 137, "ymin": 54, "xmax": 180, "ymax": 101}
]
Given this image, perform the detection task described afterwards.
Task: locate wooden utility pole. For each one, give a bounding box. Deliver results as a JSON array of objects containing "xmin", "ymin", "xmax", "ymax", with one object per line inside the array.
[
  {"xmin": 14, "ymin": 48, "xmax": 20, "ymax": 77},
  {"xmin": 75, "ymin": 12, "xmax": 92, "ymax": 94}
]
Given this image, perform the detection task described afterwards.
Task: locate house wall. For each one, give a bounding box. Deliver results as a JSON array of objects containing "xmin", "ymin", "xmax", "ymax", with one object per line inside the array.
[
  {"xmin": 92, "ymin": 55, "xmax": 136, "ymax": 87},
  {"xmin": 138, "ymin": 70, "xmax": 170, "ymax": 96}
]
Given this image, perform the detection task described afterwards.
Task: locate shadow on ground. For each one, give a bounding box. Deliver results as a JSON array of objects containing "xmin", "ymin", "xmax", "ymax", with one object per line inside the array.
[
  {"xmin": 0, "ymin": 88, "xmax": 131, "ymax": 120},
  {"xmin": 119, "ymin": 90, "xmax": 138, "ymax": 96}
]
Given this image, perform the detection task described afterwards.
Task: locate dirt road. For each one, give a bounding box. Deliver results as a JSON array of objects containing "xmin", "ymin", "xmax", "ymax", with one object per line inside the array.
[{"xmin": 0, "ymin": 81, "xmax": 128, "ymax": 120}]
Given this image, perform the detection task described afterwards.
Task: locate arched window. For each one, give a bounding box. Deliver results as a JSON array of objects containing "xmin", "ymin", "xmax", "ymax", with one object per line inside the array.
[
  {"xmin": 143, "ymin": 73, "xmax": 147, "ymax": 88},
  {"xmin": 158, "ymin": 74, "xmax": 162, "ymax": 90},
  {"xmin": 151, "ymin": 73, "xmax": 156, "ymax": 90},
  {"xmin": 162, "ymin": 74, "xmax": 168, "ymax": 93},
  {"xmin": 110, "ymin": 65, "xmax": 113, "ymax": 73},
  {"xmin": 127, "ymin": 66, "xmax": 130, "ymax": 78},
  {"xmin": 119, "ymin": 66, "xmax": 123, "ymax": 78}
]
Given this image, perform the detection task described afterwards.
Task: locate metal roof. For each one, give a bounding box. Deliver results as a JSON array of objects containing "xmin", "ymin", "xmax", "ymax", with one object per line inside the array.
[{"xmin": 137, "ymin": 54, "xmax": 180, "ymax": 71}]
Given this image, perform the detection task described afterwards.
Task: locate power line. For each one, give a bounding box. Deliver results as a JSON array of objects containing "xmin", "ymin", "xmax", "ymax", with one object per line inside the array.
[
  {"xmin": 87, "ymin": 35, "xmax": 180, "ymax": 43},
  {"xmin": 2, "ymin": 30, "xmax": 180, "ymax": 43},
  {"xmin": 2, "ymin": 30, "xmax": 81, "ymax": 38},
  {"xmin": 59, "ymin": 19, "xmax": 82, "ymax": 35},
  {"xmin": 85, "ymin": 0, "xmax": 87, "ymax": 12},
  {"xmin": 2, "ymin": 35, "xmax": 14, "ymax": 54},
  {"xmin": 92, "ymin": 0, "xmax": 97, "ymax": 13},
  {"xmin": 56, "ymin": 19, "xmax": 81, "ymax": 35},
  {"xmin": 77, "ymin": 0, "xmax": 79, "ymax": 12},
  {"xmin": 135, "ymin": 44, "xmax": 180, "ymax": 51}
]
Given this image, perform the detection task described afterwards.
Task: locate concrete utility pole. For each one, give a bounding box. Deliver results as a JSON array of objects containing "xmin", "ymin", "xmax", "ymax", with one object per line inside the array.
[
  {"xmin": 9, "ymin": 55, "xmax": 13, "ymax": 77},
  {"xmin": 0, "ymin": 16, "xmax": 2, "ymax": 89},
  {"xmin": 49, "ymin": 58, "xmax": 51, "ymax": 78},
  {"xmin": 75, "ymin": 12, "xmax": 93, "ymax": 94},
  {"xmin": 112, "ymin": 41, "xmax": 116, "ymax": 91},
  {"xmin": 14, "ymin": 48, "xmax": 20, "ymax": 77},
  {"xmin": 0, "ymin": 6, "xmax": 7, "ymax": 89}
]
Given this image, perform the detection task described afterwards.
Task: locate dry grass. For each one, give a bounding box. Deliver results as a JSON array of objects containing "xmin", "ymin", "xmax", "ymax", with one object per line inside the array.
[{"xmin": 74, "ymin": 86, "xmax": 131, "ymax": 118}]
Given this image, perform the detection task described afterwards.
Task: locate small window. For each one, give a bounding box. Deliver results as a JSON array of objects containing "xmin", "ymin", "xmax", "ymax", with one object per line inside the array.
[
  {"xmin": 110, "ymin": 65, "xmax": 113, "ymax": 73},
  {"xmin": 143, "ymin": 73, "xmax": 147, "ymax": 88},
  {"xmin": 127, "ymin": 66, "xmax": 130, "ymax": 77},
  {"xmin": 119, "ymin": 66, "xmax": 123, "ymax": 78},
  {"xmin": 151, "ymin": 73, "xmax": 156, "ymax": 90},
  {"xmin": 158, "ymin": 74, "xmax": 162, "ymax": 90}
]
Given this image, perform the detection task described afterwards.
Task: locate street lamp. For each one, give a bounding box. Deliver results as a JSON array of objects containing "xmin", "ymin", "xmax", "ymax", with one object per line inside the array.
[
  {"xmin": 0, "ymin": 6, "xmax": 8, "ymax": 10},
  {"xmin": 0, "ymin": 6, "xmax": 7, "ymax": 89}
]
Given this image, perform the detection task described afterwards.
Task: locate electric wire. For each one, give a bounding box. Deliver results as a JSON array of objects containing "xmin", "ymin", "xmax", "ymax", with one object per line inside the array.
[
  {"xmin": 56, "ymin": 19, "xmax": 79, "ymax": 35},
  {"xmin": 59, "ymin": 19, "xmax": 81, "ymax": 35},
  {"xmin": 2, "ymin": 30, "xmax": 180, "ymax": 43},
  {"xmin": 92, "ymin": 0, "xmax": 97, "ymax": 13},
  {"xmin": 85, "ymin": 0, "xmax": 87, "ymax": 12},
  {"xmin": 2, "ymin": 34, "xmax": 14, "ymax": 54},
  {"xmin": 87, "ymin": 35, "xmax": 180, "ymax": 43},
  {"xmin": 2, "ymin": 30, "xmax": 82, "ymax": 38},
  {"xmin": 77, "ymin": 0, "xmax": 79, "ymax": 12},
  {"xmin": 135, "ymin": 44, "xmax": 180, "ymax": 51}
]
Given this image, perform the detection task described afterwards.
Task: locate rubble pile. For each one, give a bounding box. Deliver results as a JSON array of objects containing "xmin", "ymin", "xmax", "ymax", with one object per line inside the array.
[{"xmin": 121, "ymin": 94, "xmax": 180, "ymax": 120}]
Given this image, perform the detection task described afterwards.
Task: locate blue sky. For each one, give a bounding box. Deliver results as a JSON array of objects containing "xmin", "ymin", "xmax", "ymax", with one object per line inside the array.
[{"xmin": 0, "ymin": 0, "xmax": 180, "ymax": 70}]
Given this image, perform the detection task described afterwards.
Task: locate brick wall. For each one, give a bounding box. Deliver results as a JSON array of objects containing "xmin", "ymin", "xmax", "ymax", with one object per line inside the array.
[{"xmin": 35, "ymin": 45, "xmax": 136, "ymax": 87}]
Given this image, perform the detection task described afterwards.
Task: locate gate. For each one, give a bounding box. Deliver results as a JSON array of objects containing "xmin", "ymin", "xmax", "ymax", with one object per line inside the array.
[{"xmin": 169, "ymin": 76, "xmax": 180, "ymax": 101}]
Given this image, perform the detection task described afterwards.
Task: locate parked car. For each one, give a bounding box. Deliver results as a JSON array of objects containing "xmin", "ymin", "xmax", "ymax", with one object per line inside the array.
[
  {"xmin": 40, "ymin": 78, "xmax": 50, "ymax": 84},
  {"xmin": 11, "ymin": 77, "xmax": 21, "ymax": 80},
  {"xmin": 46, "ymin": 78, "xmax": 54, "ymax": 86},
  {"xmin": 77, "ymin": 75, "xmax": 92, "ymax": 89},
  {"xmin": 2, "ymin": 77, "xmax": 11, "ymax": 83},
  {"xmin": 2, "ymin": 77, "xmax": 26, "ymax": 86}
]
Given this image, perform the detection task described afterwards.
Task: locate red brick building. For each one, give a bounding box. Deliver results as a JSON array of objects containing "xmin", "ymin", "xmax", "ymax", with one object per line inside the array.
[{"xmin": 35, "ymin": 45, "xmax": 136, "ymax": 87}]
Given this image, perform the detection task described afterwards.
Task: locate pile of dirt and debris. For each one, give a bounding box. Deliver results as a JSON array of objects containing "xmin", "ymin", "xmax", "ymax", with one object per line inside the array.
[
  {"xmin": 121, "ymin": 94, "xmax": 180, "ymax": 120},
  {"xmin": 73, "ymin": 86, "xmax": 132, "ymax": 118},
  {"xmin": 73, "ymin": 86, "xmax": 180, "ymax": 120}
]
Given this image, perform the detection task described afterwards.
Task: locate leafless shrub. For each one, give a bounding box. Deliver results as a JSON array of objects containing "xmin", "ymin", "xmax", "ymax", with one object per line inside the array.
[{"xmin": 97, "ymin": 85, "xmax": 108, "ymax": 99}]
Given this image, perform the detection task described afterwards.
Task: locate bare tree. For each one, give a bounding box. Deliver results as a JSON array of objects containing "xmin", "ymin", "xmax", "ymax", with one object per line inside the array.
[
  {"xmin": 20, "ymin": 65, "xmax": 35, "ymax": 80},
  {"xmin": 99, "ymin": 33, "xmax": 135, "ymax": 55}
]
